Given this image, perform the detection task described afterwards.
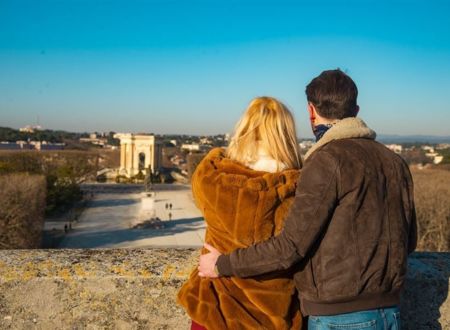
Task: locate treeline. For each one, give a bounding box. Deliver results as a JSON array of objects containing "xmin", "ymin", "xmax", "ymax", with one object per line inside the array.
[
  {"xmin": 0, "ymin": 149, "xmax": 120, "ymax": 249},
  {"xmin": 438, "ymin": 148, "xmax": 450, "ymax": 164},
  {"xmin": 0, "ymin": 126, "xmax": 120, "ymax": 146},
  {"xmin": 0, "ymin": 126, "xmax": 86, "ymax": 143},
  {"xmin": 0, "ymin": 150, "xmax": 100, "ymax": 214},
  {"xmin": 401, "ymin": 147, "xmax": 450, "ymax": 165}
]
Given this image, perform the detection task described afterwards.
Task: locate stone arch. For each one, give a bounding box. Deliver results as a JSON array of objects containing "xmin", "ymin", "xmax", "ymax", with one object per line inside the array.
[{"xmin": 138, "ymin": 152, "xmax": 146, "ymax": 171}]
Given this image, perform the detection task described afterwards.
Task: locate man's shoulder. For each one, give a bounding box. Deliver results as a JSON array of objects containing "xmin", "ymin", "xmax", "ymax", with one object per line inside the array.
[
  {"xmin": 316, "ymin": 138, "xmax": 395, "ymax": 158},
  {"xmin": 308, "ymin": 138, "xmax": 408, "ymax": 170}
]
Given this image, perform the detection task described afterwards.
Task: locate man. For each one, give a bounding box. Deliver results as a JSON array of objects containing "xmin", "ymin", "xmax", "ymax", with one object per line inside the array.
[{"xmin": 198, "ymin": 69, "xmax": 417, "ymax": 329}]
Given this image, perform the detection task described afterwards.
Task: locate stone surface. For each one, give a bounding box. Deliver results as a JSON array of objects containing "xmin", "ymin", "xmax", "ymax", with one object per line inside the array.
[
  {"xmin": 0, "ymin": 249, "xmax": 448, "ymax": 330},
  {"xmin": 402, "ymin": 252, "xmax": 450, "ymax": 329},
  {"xmin": 0, "ymin": 248, "xmax": 198, "ymax": 330}
]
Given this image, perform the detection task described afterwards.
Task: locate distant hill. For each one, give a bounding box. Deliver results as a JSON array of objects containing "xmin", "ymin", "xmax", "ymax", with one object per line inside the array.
[{"xmin": 377, "ymin": 134, "xmax": 450, "ymax": 144}]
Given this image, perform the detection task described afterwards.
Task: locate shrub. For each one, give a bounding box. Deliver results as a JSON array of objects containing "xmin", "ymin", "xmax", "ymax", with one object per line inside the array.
[
  {"xmin": 412, "ymin": 168, "xmax": 450, "ymax": 252},
  {"xmin": 187, "ymin": 152, "xmax": 206, "ymax": 180},
  {"xmin": 0, "ymin": 174, "xmax": 46, "ymax": 249},
  {"xmin": 0, "ymin": 150, "xmax": 97, "ymax": 215}
]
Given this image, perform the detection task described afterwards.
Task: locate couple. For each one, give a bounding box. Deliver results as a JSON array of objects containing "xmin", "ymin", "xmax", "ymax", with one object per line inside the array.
[{"xmin": 177, "ymin": 69, "xmax": 417, "ymax": 330}]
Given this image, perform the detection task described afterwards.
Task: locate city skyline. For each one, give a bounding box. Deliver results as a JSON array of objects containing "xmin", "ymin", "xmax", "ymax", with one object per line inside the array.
[{"xmin": 1, "ymin": 0, "xmax": 450, "ymax": 137}]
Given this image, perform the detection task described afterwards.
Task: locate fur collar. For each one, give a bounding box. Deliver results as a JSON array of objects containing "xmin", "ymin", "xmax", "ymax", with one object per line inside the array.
[
  {"xmin": 304, "ymin": 117, "xmax": 376, "ymax": 160},
  {"xmin": 203, "ymin": 147, "xmax": 299, "ymax": 199}
]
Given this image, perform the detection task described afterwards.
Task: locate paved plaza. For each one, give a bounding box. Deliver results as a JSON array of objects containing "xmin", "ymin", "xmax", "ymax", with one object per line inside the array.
[{"xmin": 57, "ymin": 183, "xmax": 206, "ymax": 248}]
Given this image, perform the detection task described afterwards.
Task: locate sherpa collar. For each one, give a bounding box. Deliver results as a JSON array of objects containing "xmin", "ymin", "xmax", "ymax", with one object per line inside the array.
[{"xmin": 304, "ymin": 117, "xmax": 376, "ymax": 160}]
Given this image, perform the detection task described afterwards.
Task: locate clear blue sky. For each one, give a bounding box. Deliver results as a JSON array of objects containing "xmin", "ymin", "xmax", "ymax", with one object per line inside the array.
[{"xmin": 1, "ymin": 0, "xmax": 449, "ymax": 137}]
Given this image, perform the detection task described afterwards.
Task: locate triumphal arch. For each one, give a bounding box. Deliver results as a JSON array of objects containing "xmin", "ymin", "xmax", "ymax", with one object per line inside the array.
[{"xmin": 113, "ymin": 133, "xmax": 162, "ymax": 177}]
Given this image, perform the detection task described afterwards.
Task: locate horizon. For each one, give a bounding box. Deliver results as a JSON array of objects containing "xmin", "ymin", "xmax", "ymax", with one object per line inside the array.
[
  {"xmin": 2, "ymin": 125, "xmax": 450, "ymax": 143},
  {"xmin": 1, "ymin": 0, "xmax": 450, "ymax": 137}
]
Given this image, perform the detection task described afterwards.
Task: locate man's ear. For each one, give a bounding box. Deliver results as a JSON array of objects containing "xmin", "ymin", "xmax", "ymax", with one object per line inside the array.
[
  {"xmin": 355, "ymin": 105, "xmax": 360, "ymax": 116},
  {"xmin": 308, "ymin": 103, "xmax": 316, "ymax": 122}
]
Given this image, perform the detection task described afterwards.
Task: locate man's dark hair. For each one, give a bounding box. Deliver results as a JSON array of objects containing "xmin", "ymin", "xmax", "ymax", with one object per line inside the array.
[{"xmin": 306, "ymin": 69, "xmax": 358, "ymax": 119}]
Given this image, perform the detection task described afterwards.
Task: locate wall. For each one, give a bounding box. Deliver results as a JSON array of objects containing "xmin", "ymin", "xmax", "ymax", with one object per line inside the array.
[{"xmin": 0, "ymin": 249, "xmax": 448, "ymax": 330}]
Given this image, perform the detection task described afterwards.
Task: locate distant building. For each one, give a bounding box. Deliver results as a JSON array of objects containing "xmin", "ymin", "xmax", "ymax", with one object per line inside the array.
[
  {"xmin": 181, "ymin": 144, "xmax": 200, "ymax": 152},
  {"xmin": 299, "ymin": 140, "xmax": 315, "ymax": 152},
  {"xmin": 181, "ymin": 143, "xmax": 210, "ymax": 152},
  {"xmin": 433, "ymin": 156, "xmax": 444, "ymax": 164},
  {"xmin": 31, "ymin": 141, "xmax": 65, "ymax": 150},
  {"xmin": 200, "ymin": 137, "xmax": 212, "ymax": 145},
  {"xmin": 436, "ymin": 143, "xmax": 450, "ymax": 150},
  {"xmin": 114, "ymin": 133, "xmax": 162, "ymax": 177},
  {"xmin": 79, "ymin": 134, "xmax": 108, "ymax": 146},
  {"xmin": 385, "ymin": 144, "xmax": 403, "ymax": 154},
  {"xmin": 0, "ymin": 142, "xmax": 21, "ymax": 150},
  {"xmin": 170, "ymin": 155, "xmax": 186, "ymax": 166},
  {"xmin": 422, "ymin": 145, "xmax": 434, "ymax": 153},
  {"xmin": 0, "ymin": 141, "xmax": 64, "ymax": 150},
  {"xmin": 19, "ymin": 125, "xmax": 42, "ymax": 133},
  {"xmin": 419, "ymin": 145, "xmax": 445, "ymax": 164}
]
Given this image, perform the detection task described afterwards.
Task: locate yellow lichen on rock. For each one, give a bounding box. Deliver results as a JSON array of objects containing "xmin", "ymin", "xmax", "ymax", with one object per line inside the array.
[
  {"xmin": 79, "ymin": 289, "xmax": 91, "ymax": 300},
  {"xmin": 110, "ymin": 265, "xmax": 134, "ymax": 276},
  {"xmin": 162, "ymin": 265, "xmax": 176, "ymax": 280},
  {"xmin": 57, "ymin": 268, "xmax": 72, "ymax": 281},
  {"xmin": 73, "ymin": 263, "xmax": 88, "ymax": 277},
  {"xmin": 22, "ymin": 268, "xmax": 38, "ymax": 281},
  {"xmin": 138, "ymin": 268, "xmax": 152, "ymax": 278},
  {"xmin": 1, "ymin": 267, "xmax": 18, "ymax": 282}
]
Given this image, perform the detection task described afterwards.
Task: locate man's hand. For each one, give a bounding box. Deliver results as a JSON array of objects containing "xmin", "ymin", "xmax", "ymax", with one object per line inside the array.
[{"xmin": 198, "ymin": 243, "xmax": 222, "ymax": 278}]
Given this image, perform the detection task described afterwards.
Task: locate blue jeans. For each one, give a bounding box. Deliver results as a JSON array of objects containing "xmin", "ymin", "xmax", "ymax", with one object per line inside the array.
[{"xmin": 308, "ymin": 306, "xmax": 400, "ymax": 330}]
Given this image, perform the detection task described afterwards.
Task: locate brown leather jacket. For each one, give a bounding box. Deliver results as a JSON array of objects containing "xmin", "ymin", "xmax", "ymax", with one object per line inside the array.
[{"xmin": 217, "ymin": 117, "xmax": 417, "ymax": 316}]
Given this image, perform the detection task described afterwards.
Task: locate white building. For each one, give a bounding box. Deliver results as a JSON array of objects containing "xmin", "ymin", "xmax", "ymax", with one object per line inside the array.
[
  {"xmin": 79, "ymin": 136, "xmax": 108, "ymax": 146},
  {"xmin": 299, "ymin": 140, "xmax": 315, "ymax": 150},
  {"xmin": 114, "ymin": 133, "xmax": 162, "ymax": 177},
  {"xmin": 385, "ymin": 144, "xmax": 403, "ymax": 154},
  {"xmin": 181, "ymin": 143, "xmax": 201, "ymax": 152},
  {"xmin": 19, "ymin": 125, "xmax": 42, "ymax": 133},
  {"xmin": 434, "ymin": 156, "xmax": 444, "ymax": 164}
]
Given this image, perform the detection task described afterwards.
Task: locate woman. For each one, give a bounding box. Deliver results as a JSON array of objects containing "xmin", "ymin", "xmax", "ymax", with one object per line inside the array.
[{"xmin": 177, "ymin": 97, "xmax": 304, "ymax": 330}]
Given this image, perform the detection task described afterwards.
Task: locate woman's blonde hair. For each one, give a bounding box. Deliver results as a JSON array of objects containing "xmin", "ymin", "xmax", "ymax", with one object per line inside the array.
[{"xmin": 226, "ymin": 96, "xmax": 302, "ymax": 170}]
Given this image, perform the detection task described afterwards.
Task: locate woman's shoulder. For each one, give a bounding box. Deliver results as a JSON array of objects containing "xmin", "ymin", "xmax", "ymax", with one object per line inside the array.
[
  {"xmin": 204, "ymin": 147, "xmax": 226, "ymax": 160},
  {"xmin": 193, "ymin": 147, "xmax": 225, "ymax": 174},
  {"xmin": 195, "ymin": 147, "xmax": 300, "ymax": 191}
]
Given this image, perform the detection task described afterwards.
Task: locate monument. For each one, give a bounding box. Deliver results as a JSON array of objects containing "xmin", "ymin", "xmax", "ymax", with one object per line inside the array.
[{"xmin": 113, "ymin": 133, "xmax": 162, "ymax": 178}]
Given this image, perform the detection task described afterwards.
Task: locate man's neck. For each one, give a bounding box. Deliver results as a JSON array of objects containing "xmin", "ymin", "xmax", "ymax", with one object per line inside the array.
[
  {"xmin": 311, "ymin": 118, "xmax": 341, "ymax": 142},
  {"xmin": 314, "ymin": 117, "xmax": 339, "ymax": 126}
]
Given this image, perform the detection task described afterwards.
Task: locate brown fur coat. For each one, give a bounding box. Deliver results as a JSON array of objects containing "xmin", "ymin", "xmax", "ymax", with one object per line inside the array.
[{"xmin": 177, "ymin": 148, "xmax": 303, "ymax": 330}]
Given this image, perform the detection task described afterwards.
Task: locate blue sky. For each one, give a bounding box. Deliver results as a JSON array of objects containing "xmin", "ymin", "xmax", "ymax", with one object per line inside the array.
[{"xmin": 0, "ymin": 0, "xmax": 449, "ymax": 137}]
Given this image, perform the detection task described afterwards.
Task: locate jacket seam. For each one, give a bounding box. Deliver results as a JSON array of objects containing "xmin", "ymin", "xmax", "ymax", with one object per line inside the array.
[{"xmin": 297, "ymin": 151, "xmax": 339, "ymax": 257}]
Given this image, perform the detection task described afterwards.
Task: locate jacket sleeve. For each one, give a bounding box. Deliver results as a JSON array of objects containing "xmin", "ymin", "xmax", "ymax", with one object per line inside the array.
[
  {"xmin": 216, "ymin": 149, "xmax": 339, "ymax": 278},
  {"xmin": 405, "ymin": 164, "xmax": 418, "ymax": 254},
  {"xmin": 408, "ymin": 205, "xmax": 417, "ymax": 254}
]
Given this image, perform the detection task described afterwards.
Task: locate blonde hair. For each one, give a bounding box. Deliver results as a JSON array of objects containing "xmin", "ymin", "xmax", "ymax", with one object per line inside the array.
[{"xmin": 226, "ymin": 96, "xmax": 302, "ymax": 170}]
